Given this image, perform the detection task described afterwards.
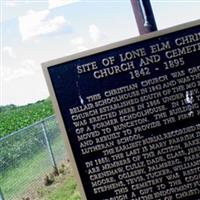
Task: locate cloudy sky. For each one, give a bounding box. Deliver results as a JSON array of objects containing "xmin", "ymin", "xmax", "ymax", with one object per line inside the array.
[{"xmin": 1, "ymin": 0, "xmax": 200, "ymax": 105}]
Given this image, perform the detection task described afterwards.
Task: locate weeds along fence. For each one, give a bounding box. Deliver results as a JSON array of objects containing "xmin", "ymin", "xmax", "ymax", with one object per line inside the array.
[{"xmin": 0, "ymin": 115, "xmax": 68, "ymax": 200}]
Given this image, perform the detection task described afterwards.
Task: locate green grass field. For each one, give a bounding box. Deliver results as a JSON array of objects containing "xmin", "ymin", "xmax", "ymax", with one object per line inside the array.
[
  {"xmin": 0, "ymin": 135, "xmax": 67, "ymax": 199},
  {"xmin": 40, "ymin": 176, "xmax": 81, "ymax": 200},
  {"xmin": 1, "ymin": 151, "xmax": 49, "ymax": 199}
]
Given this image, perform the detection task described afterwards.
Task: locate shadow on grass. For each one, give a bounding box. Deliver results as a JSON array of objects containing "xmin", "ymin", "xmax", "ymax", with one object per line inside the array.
[
  {"xmin": 47, "ymin": 176, "xmax": 81, "ymax": 200},
  {"xmin": 37, "ymin": 166, "xmax": 81, "ymax": 200}
]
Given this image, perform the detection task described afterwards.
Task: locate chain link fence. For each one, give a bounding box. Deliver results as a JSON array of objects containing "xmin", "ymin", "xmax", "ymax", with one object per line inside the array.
[{"xmin": 0, "ymin": 115, "xmax": 68, "ymax": 200}]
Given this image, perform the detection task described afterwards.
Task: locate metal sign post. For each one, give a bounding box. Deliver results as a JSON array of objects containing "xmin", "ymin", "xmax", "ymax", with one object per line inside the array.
[{"xmin": 130, "ymin": 0, "xmax": 157, "ymax": 34}]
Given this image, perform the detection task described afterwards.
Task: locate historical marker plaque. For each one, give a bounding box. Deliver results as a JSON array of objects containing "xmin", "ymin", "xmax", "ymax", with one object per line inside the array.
[{"xmin": 43, "ymin": 20, "xmax": 200, "ymax": 200}]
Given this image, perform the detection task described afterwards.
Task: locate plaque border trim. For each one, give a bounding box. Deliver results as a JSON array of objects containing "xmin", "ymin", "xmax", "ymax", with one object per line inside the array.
[{"xmin": 42, "ymin": 19, "xmax": 200, "ymax": 200}]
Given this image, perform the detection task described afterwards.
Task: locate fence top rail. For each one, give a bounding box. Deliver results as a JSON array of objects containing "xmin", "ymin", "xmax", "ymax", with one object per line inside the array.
[{"xmin": 0, "ymin": 115, "xmax": 56, "ymax": 142}]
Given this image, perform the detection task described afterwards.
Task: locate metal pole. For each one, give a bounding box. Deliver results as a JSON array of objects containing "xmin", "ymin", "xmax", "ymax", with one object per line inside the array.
[
  {"xmin": 42, "ymin": 121, "xmax": 59, "ymax": 175},
  {"xmin": 130, "ymin": 0, "xmax": 157, "ymax": 34}
]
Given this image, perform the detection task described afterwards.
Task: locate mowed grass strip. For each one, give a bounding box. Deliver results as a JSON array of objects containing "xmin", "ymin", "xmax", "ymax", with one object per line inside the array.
[
  {"xmin": 1, "ymin": 136, "xmax": 66, "ymax": 199},
  {"xmin": 46, "ymin": 176, "xmax": 81, "ymax": 200},
  {"xmin": 1, "ymin": 148, "xmax": 52, "ymax": 199}
]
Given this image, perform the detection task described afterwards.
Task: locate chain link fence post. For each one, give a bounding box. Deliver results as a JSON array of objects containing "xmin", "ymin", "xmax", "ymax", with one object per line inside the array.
[
  {"xmin": 41, "ymin": 121, "xmax": 59, "ymax": 175},
  {"xmin": 0, "ymin": 188, "xmax": 5, "ymax": 200}
]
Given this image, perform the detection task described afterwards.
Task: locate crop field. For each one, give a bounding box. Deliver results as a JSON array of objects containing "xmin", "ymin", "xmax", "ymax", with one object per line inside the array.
[{"xmin": 0, "ymin": 99, "xmax": 53, "ymax": 137}]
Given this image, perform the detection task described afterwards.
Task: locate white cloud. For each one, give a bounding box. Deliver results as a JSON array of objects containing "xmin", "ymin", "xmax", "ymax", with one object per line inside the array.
[
  {"xmin": 2, "ymin": 46, "xmax": 16, "ymax": 58},
  {"xmin": 4, "ymin": 68, "xmax": 33, "ymax": 82},
  {"xmin": 5, "ymin": 0, "xmax": 17, "ymax": 7},
  {"xmin": 3, "ymin": 59, "xmax": 37, "ymax": 81},
  {"xmin": 5, "ymin": 0, "xmax": 29, "ymax": 7},
  {"xmin": 21, "ymin": 59, "xmax": 37, "ymax": 70},
  {"xmin": 71, "ymin": 37, "xmax": 84, "ymax": 45},
  {"xmin": 19, "ymin": 10, "xmax": 68, "ymax": 40},
  {"xmin": 77, "ymin": 45, "xmax": 88, "ymax": 52},
  {"xmin": 89, "ymin": 24, "xmax": 101, "ymax": 42},
  {"xmin": 71, "ymin": 37, "xmax": 88, "ymax": 52},
  {"xmin": 49, "ymin": 0, "xmax": 79, "ymax": 9}
]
